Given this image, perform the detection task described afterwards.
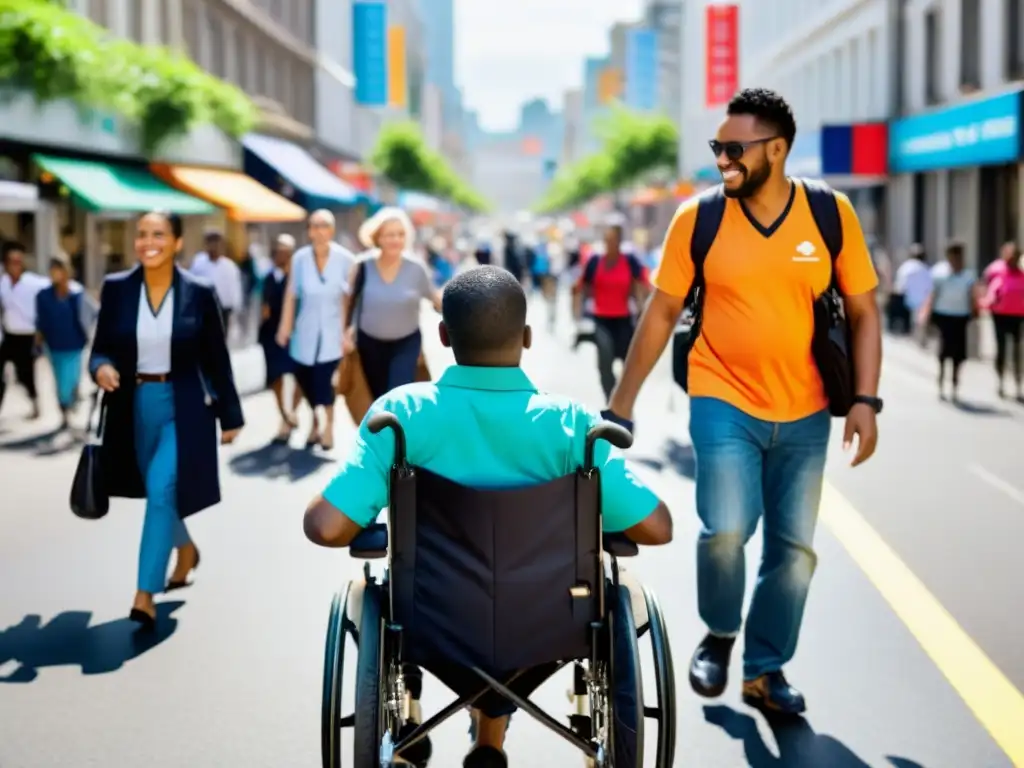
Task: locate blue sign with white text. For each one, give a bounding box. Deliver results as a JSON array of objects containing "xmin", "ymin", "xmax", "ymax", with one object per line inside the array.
[
  {"xmin": 625, "ymin": 28, "xmax": 658, "ymax": 112},
  {"xmin": 889, "ymin": 90, "xmax": 1023, "ymax": 173},
  {"xmin": 353, "ymin": 1, "xmax": 388, "ymax": 106}
]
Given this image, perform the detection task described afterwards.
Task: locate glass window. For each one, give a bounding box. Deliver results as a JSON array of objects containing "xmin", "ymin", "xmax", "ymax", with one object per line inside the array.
[
  {"xmin": 1006, "ymin": 0, "xmax": 1024, "ymax": 80},
  {"xmin": 88, "ymin": 0, "xmax": 109, "ymax": 28},
  {"xmin": 182, "ymin": 0, "xmax": 201, "ymax": 58},
  {"xmin": 208, "ymin": 13, "xmax": 226, "ymax": 78},
  {"xmin": 959, "ymin": 0, "xmax": 981, "ymax": 89},
  {"xmin": 925, "ymin": 9, "xmax": 942, "ymax": 105}
]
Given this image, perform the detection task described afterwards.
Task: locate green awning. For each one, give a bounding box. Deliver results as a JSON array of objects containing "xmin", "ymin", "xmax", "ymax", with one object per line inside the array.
[{"xmin": 33, "ymin": 154, "xmax": 215, "ymax": 215}]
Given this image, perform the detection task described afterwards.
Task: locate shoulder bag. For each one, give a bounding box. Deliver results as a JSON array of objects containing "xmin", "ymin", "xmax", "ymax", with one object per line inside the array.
[{"xmin": 69, "ymin": 391, "xmax": 109, "ymax": 520}]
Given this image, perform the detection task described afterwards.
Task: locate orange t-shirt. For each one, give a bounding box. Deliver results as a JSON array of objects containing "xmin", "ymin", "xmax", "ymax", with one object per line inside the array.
[{"xmin": 652, "ymin": 183, "xmax": 878, "ymax": 422}]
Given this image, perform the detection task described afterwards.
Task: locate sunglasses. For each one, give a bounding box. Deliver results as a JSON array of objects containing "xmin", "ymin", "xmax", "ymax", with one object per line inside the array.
[{"xmin": 708, "ymin": 137, "xmax": 779, "ymax": 161}]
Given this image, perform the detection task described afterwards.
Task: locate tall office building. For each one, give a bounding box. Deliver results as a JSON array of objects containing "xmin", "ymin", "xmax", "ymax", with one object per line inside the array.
[
  {"xmin": 417, "ymin": 0, "xmax": 460, "ymax": 122},
  {"xmin": 644, "ymin": 0, "xmax": 683, "ymax": 127}
]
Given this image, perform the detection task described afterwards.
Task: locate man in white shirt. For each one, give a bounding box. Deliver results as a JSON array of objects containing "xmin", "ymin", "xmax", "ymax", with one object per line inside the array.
[
  {"xmin": 892, "ymin": 244, "xmax": 933, "ymax": 342},
  {"xmin": 190, "ymin": 229, "xmax": 243, "ymax": 334},
  {"xmin": 0, "ymin": 242, "xmax": 50, "ymax": 418}
]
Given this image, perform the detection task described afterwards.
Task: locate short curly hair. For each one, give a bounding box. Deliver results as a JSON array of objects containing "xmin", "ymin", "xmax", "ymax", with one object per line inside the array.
[{"xmin": 727, "ymin": 88, "xmax": 797, "ymax": 148}]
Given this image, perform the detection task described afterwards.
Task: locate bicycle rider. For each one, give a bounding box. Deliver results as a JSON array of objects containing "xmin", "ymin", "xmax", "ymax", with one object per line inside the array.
[{"xmin": 303, "ymin": 266, "xmax": 673, "ymax": 768}]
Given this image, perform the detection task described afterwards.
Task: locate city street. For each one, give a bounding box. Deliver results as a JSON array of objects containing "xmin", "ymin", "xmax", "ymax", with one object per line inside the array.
[{"xmin": 0, "ymin": 298, "xmax": 1021, "ymax": 767}]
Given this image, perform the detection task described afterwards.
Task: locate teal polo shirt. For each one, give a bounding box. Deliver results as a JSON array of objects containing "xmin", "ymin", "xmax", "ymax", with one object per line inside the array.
[{"xmin": 322, "ymin": 365, "xmax": 659, "ymax": 532}]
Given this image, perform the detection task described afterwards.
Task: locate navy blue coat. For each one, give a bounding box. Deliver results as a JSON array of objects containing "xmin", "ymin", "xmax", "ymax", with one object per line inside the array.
[{"xmin": 88, "ymin": 266, "xmax": 245, "ymax": 518}]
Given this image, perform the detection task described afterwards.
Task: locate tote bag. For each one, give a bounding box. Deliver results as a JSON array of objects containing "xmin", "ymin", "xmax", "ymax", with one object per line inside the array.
[{"xmin": 70, "ymin": 391, "xmax": 109, "ymax": 520}]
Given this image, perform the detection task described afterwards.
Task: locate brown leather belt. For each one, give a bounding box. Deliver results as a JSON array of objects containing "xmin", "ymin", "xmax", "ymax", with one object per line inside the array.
[{"xmin": 135, "ymin": 373, "xmax": 170, "ymax": 383}]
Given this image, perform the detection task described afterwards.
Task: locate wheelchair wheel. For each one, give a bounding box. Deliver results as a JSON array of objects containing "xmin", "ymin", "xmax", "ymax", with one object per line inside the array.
[
  {"xmin": 322, "ymin": 582, "xmax": 352, "ymax": 768},
  {"xmin": 352, "ymin": 579, "xmax": 405, "ymax": 767},
  {"xmin": 640, "ymin": 585, "xmax": 677, "ymax": 768}
]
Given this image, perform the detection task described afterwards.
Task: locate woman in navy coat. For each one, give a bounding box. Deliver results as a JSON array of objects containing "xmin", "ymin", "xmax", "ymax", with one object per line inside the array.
[{"xmin": 90, "ymin": 210, "xmax": 244, "ymax": 628}]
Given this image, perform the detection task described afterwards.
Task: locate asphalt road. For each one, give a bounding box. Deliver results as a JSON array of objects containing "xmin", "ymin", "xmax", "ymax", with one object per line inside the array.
[{"xmin": 0, "ymin": 297, "xmax": 1020, "ymax": 767}]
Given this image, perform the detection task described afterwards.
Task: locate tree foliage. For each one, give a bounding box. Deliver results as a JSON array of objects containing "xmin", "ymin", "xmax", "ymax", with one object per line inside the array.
[
  {"xmin": 370, "ymin": 121, "xmax": 488, "ymax": 212},
  {"xmin": 535, "ymin": 105, "xmax": 679, "ymax": 213},
  {"xmin": 0, "ymin": 0, "xmax": 256, "ymax": 153}
]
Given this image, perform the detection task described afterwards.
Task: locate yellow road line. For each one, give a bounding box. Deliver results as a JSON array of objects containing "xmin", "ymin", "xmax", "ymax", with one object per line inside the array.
[{"xmin": 820, "ymin": 483, "xmax": 1024, "ymax": 766}]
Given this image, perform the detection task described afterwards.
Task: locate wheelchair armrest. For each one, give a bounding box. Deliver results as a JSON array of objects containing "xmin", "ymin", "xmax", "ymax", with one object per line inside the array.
[
  {"xmin": 603, "ymin": 532, "xmax": 638, "ymax": 558},
  {"xmin": 349, "ymin": 523, "xmax": 388, "ymax": 559}
]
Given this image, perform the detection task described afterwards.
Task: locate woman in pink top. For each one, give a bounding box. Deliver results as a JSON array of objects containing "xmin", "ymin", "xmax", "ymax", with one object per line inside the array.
[{"xmin": 984, "ymin": 242, "xmax": 1024, "ymax": 400}]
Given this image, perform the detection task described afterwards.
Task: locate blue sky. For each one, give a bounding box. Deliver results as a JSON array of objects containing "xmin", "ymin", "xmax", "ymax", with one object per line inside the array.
[{"xmin": 454, "ymin": 0, "xmax": 645, "ymax": 131}]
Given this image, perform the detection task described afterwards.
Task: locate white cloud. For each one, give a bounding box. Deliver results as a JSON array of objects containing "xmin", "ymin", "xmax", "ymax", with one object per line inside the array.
[{"xmin": 455, "ymin": 0, "xmax": 645, "ymax": 131}]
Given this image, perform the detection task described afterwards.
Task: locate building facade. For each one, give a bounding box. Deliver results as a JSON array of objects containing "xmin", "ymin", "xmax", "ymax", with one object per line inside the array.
[
  {"xmin": 644, "ymin": 0, "xmax": 683, "ymax": 129},
  {"xmin": 887, "ymin": 0, "xmax": 1024, "ymax": 276},
  {"xmin": 739, "ymin": 0, "xmax": 893, "ymax": 239}
]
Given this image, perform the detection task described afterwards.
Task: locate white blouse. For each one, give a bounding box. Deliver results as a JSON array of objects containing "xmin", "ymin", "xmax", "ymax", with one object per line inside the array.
[{"xmin": 136, "ymin": 287, "xmax": 174, "ymax": 374}]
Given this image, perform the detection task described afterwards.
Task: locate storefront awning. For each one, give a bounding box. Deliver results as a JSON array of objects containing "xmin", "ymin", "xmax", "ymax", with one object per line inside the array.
[
  {"xmin": 242, "ymin": 134, "xmax": 360, "ymax": 209},
  {"xmin": 151, "ymin": 164, "xmax": 306, "ymax": 222},
  {"xmin": 33, "ymin": 155, "xmax": 214, "ymax": 215}
]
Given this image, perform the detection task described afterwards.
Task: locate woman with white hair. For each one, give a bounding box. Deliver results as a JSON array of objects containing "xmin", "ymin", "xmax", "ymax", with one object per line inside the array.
[
  {"xmin": 344, "ymin": 207, "xmax": 441, "ymax": 406},
  {"xmin": 260, "ymin": 234, "xmax": 302, "ymax": 441},
  {"xmin": 276, "ymin": 209, "xmax": 356, "ymax": 450}
]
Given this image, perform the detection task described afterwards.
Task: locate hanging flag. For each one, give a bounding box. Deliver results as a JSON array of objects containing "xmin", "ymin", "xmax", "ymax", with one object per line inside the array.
[
  {"xmin": 353, "ymin": 1, "xmax": 388, "ymax": 106},
  {"xmin": 705, "ymin": 4, "xmax": 739, "ymax": 108},
  {"xmin": 598, "ymin": 67, "xmax": 622, "ymax": 105},
  {"xmin": 388, "ymin": 25, "xmax": 408, "ymax": 108}
]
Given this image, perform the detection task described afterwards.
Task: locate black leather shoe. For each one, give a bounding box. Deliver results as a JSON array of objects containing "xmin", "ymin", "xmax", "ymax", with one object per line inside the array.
[
  {"xmin": 395, "ymin": 721, "xmax": 432, "ymax": 767},
  {"xmin": 128, "ymin": 608, "xmax": 156, "ymax": 631},
  {"xmin": 688, "ymin": 632, "xmax": 736, "ymax": 698},
  {"xmin": 742, "ymin": 670, "xmax": 807, "ymax": 716},
  {"xmin": 464, "ymin": 745, "xmax": 507, "ymax": 768},
  {"xmin": 166, "ymin": 547, "xmax": 201, "ymax": 591}
]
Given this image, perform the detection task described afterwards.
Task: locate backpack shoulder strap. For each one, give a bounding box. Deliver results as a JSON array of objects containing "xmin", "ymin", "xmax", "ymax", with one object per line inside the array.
[
  {"xmin": 689, "ymin": 185, "xmax": 727, "ymax": 292},
  {"xmin": 583, "ymin": 254, "xmax": 599, "ymax": 284},
  {"xmin": 625, "ymin": 253, "xmax": 644, "ymax": 280},
  {"xmin": 800, "ymin": 178, "xmax": 843, "ymax": 266}
]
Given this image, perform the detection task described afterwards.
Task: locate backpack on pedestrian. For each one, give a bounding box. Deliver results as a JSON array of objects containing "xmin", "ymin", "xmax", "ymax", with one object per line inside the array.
[{"xmin": 672, "ymin": 179, "xmax": 856, "ymax": 417}]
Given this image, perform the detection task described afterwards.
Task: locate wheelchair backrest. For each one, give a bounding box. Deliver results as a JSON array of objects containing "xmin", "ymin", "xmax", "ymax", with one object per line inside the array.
[{"xmin": 388, "ymin": 466, "xmax": 604, "ymax": 671}]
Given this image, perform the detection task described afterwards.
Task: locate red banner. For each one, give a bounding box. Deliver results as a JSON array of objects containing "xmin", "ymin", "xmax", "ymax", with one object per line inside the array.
[{"xmin": 705, "ymin": 4, "xmax": 739, "ymax": 108}]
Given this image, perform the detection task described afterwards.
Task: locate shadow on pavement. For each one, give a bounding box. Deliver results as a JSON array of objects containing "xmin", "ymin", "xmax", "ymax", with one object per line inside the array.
[
  {"xmin": 228, "ymin": 440, "xmax": 334, "ymax": 481},
  {"xmin": 703, "ymin": 705, "xmax": 924, "ymax": 767},
  {"xmin": 951, "ymin": 399, "xmax": 1010, "ymax": 416},
  {"xmin": 0, "ymin": 601, "xmax": 184, "ymax": 683},
  {"xmin": 0, "ymin": 427, "xmax": 64, "ymax": 454}
]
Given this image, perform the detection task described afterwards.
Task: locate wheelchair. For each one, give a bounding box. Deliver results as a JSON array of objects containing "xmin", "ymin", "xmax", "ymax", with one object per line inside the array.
[{"xmin": 321, "ymin": 413, "xmax": 677, "ymax": 767}]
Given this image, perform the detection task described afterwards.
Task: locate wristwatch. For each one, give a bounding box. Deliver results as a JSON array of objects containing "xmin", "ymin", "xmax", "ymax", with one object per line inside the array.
[{"xmin": 853, "ymin": 395, "xmax": 883, "ymax": 414}]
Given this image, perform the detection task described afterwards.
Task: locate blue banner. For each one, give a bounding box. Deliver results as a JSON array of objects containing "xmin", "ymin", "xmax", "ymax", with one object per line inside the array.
[
  {"xmin": 353, "ymin": 1, "xmax": 388, "ymax": 106},
  {"xmin": 889, "ymin": 90, "xmax": 1023, "ymax": 173},
  {"xmin": 624, "ymin": 28, "xmax": 658, "ymax": 111}
]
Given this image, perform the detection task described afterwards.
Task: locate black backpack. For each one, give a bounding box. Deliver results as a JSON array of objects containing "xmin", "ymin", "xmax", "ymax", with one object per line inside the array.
[{"xmin": 671, "ymin": 179, "xmax": 855, "ymax": 417}]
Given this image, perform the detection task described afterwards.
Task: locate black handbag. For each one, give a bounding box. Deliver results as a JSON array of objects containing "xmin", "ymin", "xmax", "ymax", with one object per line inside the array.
[{"xmin": 70, "ymin": 391, "xmax": 109, "ymax": 520}]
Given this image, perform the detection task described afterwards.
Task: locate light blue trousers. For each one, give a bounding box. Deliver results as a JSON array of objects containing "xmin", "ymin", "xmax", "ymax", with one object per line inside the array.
[
  {"xmin": 48, "ymin": 349, "xmax": 82, "ymax": 409},
  {"xmin": 134, "ymin": 382, "xmax": 191, "ymax": 593}
]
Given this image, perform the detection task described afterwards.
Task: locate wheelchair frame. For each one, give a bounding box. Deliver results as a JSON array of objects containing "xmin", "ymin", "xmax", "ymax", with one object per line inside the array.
[{"xmin": 321, "ymin": 414, "xmax": 677, "ymax": 768}]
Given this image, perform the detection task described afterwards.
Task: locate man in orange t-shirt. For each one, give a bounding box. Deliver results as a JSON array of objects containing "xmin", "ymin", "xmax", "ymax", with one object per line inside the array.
[{"xmin": 605, "ymin": 88, "xmax": 883, "ymax": 716}]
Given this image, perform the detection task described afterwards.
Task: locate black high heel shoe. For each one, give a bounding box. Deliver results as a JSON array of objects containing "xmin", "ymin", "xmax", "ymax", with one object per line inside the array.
[
  {"xmin": 166, "ymin": 548, "xmax": 201, "ymax": 591},
  {"xmin": 129, "ymin": 608, "xmax": 156, "ymax": 630}
]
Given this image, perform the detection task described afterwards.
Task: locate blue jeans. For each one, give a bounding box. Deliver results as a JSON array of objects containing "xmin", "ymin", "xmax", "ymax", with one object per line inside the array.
[
  {"xmin": 689, "ymin": 397, "xmax": 830, "ymax": 680},
  {"xmin": 134, "ymin": 382, "xmax": 191, "ymax": 593},
  {"xmin": 47, "ymin": 349, "xmax": 82, "ymax": 409}
]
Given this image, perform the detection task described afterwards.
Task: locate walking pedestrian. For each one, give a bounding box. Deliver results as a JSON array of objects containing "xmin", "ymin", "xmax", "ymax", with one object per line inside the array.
[
  {"xmin": 572, "ymin": 224, "xmax": 648, "ymax": 400},
  {"xmin": 89, "ymin": 210, "xmax": 244, "ymax": 628},
  {"xmin": 606, "ymin": 88, "xmax": 882, "ymax": 716},
  {"xmin": 982, "ymin": 242, "xmax": 1024, "ymax": 400},
  {"xmin": 190, "ymin": 229, "xmax": 243, "ymax": 336},
  {"xmin": 345, "ymin": 207, "xmax": 440, "ymax": 404},
  {"xmin": 260, "ymin": 234, "xmax": 302, "ymax": 442},
  {"xmin": 35, "ymin": 254, "xmax": 96, "ymax": 430},
  {"xmin": 921, "ymin": 242, "xmax": 978, "ymax": 402},
  {"xmin": 275, "ymin": 210, "xmax": 356, "ymax": 451},
  {"xmin": 0, "ymin": 241, "xmax": 49, "ymax": 420}
]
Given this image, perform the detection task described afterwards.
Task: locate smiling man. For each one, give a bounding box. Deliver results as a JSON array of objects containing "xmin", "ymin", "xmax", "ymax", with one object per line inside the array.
[{"xmin": 606, "ymin": 88, "xmax": 883, "ymax": 716}]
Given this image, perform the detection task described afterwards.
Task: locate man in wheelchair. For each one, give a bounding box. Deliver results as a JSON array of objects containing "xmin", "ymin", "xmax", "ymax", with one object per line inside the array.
[{"xmin": 304, "ymin": 266, "xmax": 673, "ymax": 768}]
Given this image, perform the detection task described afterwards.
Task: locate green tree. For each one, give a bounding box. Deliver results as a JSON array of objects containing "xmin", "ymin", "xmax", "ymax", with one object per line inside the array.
[
  {"xmin": 0, "ymin": 0, "xmax": 256, "ymax": 153},
  {"xmin": 535, "ymin": 104, "xmax": 678, "ymax": 213},
  {"xmin": 370, "ymin": 121, "xmax": 488, "ymax": 212}
]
